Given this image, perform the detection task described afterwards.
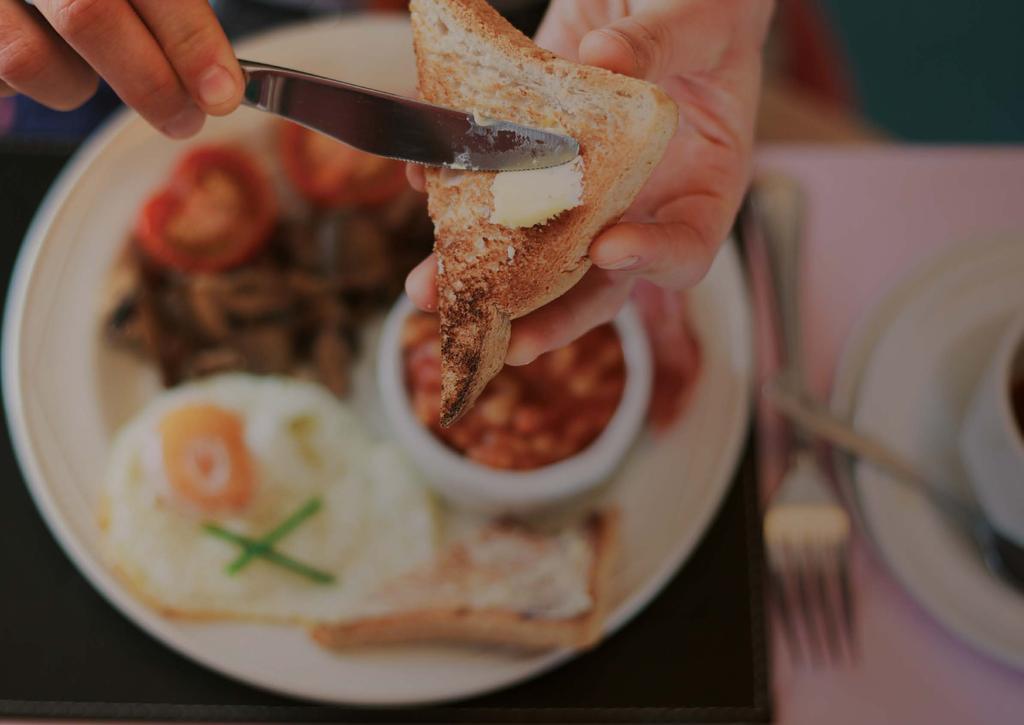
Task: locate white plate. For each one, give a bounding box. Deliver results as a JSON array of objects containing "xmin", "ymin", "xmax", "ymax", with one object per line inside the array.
[
  {"xmin": 2, "ymin": 15, "xmax": 753, "ymax": 705},
  {"xmin": 832, "ymin": 235, "xmax": 1024, "ymax": 670}
]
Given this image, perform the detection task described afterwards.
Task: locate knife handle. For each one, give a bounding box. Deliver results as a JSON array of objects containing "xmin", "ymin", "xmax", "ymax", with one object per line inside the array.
[
  {"xmin": 236, "ymin": 58, "xmax": 417, "ymax": 159},
  {"xmin": 235, "ymin": 59, "xmax": 579, "ymax": 172}
]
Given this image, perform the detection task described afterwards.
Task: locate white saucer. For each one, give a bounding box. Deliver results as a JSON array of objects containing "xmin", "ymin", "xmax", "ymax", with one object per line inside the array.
[{"xmin": 832, "ymin": 235, "xmax": 1024, "ymax": 669}]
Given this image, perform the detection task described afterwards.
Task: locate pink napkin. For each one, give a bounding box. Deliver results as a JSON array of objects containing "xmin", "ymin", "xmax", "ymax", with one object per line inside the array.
[{"xmin": 753, "ymin": 146, "xmax": 1024, "ymax": 724}]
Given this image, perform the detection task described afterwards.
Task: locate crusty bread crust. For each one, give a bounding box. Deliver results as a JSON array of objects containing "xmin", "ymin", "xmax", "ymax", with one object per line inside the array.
[
  {"xmin": 311, "ymin": 510, "xmax": 619, "ymax": 651},
  {"xmin": 410, "ymin": 0, "xmax": 678, "ymax": 425}
]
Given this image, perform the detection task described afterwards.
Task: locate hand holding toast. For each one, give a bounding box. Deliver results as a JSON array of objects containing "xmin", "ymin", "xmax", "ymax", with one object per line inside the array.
[{"xmin": 407, "ymin": 0, "xmax": 773, "ymax": 366}]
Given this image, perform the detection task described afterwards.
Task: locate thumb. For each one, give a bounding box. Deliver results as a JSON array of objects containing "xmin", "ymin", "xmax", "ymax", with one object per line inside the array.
[{"xmin": 578, "ymin": 3, "xmax": 729, "ymax": 81}]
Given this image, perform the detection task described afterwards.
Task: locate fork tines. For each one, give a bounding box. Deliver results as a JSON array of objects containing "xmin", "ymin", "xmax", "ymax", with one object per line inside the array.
[{"xmin": 767, "ymin": 535, "xmax": 856, "ymax": 666}]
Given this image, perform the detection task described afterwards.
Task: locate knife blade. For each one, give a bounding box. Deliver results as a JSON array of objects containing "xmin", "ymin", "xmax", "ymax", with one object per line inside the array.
[{"xmin": 238, "ymin": 60, "xmax": 579, "ymax": 172}]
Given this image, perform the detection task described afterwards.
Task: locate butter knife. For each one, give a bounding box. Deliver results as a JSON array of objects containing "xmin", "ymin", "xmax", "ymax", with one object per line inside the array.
[{"xmin": 238, "ymin": 59, "xmax": 578, "ymax": 172}]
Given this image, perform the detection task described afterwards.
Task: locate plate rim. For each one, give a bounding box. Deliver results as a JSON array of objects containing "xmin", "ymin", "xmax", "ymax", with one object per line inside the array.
[
  {"xmin": 1, "ymin": 14, "xmax": 754, "ymax": 706},
  {"xmin": 830, "ymin": 233, "xmax": 1024, "ymax": 671}
]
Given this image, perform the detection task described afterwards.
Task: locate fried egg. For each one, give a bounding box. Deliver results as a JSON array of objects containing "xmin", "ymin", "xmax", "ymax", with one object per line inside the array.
[{"xmin": 100, "ymin": 374, "xmax": 439, "ymax": 623}]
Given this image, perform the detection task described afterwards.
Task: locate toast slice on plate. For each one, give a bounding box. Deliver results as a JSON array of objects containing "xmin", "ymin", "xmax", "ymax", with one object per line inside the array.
[
  {"xmin": 312, "ymin": 511, "xmax": 618, "ymax": 650},
  {"xmin": 410, "ymin": 0, "xmax": 678, "ymax": 425}
]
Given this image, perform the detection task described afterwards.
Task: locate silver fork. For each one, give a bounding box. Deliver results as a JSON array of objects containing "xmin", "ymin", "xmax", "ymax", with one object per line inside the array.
[{"xmin": 745, "ymin": 173, "xmax": 857, "ymax": 666}]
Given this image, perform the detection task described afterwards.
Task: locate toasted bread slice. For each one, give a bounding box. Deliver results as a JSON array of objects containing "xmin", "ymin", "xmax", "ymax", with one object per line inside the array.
[
  {"xmin": 410, "ymin": 0, "xmax": 678, "ymax": 425},
  {"xmin": 311, "ymin": 510, "xmax": 618, "ymax": 651}
]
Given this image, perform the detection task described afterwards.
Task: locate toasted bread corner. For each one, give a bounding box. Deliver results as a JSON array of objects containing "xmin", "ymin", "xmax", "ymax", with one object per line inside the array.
[{"xmin": 311, "ymin": 509, "xmax": 620, "ymax": 651}]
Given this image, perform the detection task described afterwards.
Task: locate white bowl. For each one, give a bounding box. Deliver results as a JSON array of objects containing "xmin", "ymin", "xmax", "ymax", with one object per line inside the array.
[
  {"xmin": 377, "ymin": 295, "xmax": 653, "ymax": 513},
  {"xmin": 960, "ymin": 310, "xmax": 1024, "ymax": 547}
]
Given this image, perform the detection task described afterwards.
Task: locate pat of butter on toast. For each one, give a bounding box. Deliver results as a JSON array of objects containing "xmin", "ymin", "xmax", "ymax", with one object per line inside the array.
[{"xmin": 490, "ymin": 157, "xmax": 584, "ymax": 228}]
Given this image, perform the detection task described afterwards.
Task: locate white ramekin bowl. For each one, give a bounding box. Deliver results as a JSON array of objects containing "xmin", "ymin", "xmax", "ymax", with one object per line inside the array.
[{"xmin": 377, "ymin": 295, "xmax": 653, "ymax": 513}]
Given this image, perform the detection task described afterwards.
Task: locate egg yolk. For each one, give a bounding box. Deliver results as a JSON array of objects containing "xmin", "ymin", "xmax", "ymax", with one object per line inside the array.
[{"xmin": 159, "ymin": 404, "xmax": 255, "ymax": 511}]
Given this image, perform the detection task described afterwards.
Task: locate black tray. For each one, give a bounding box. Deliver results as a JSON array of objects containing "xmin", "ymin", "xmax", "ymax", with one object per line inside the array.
[{"xmin": 0, "ymin": 141, "xmax": 770, "ymax": 723}]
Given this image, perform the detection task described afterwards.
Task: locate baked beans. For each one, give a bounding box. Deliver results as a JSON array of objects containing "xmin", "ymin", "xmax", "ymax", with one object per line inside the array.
[{"xmin": 402, "ymin": 313, "xmax": 626, "ymax": 470}]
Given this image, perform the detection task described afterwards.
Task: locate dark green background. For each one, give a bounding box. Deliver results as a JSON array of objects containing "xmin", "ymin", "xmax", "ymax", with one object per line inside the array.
[{"xmin": 821, "ymin": 0, "xmax": 1024, "ymax": 141}]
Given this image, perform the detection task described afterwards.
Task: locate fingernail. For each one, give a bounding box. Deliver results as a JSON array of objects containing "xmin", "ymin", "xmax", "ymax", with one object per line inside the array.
[
  {"xmin": 505, "ymin": 352, "xmax": 537, "ymax": 367},
  {"xmin": 505, "ymin": 342, "xmax": 538, "ymax": 367},
  {"xmin": 598, "ymin": 255, "xmax": 641, "ymax": 271},
  {"xmin": 161, "ymin": 106, "xmax": 205, "ymax": 139},
  {"xmin": 198, "ymin": 65, "xmax": 237, "ymax": 107}
]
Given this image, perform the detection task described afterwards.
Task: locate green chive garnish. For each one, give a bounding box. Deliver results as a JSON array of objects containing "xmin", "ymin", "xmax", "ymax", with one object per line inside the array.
[
  {"xmin": 227, "ymin": 497, "xmax": 323, "ymax": 574},
  {"xmin": 201, "ymin": 497, "xmax": 335, "ymax": 585}
]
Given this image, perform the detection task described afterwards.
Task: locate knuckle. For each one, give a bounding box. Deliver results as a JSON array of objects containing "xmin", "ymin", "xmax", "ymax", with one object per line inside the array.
[
  {"xmin": 52, "ymin": 0, "xmax": 107, "ymax": 40},
  {"xmin": 682, "ymin": 224, "xmax": 719, "ymax": 284},
  {"xmin": 132, "ymin": 71, "xmax": 186, "ymax": 117},
  {"xmin": 619, "ymin": 17, "xmax": 671, "ymax": 77},
  {"xmin": 0, "ymin": 35, "xmax": 46, "ymax": 86},
  {"xmin": 164, "ymin": 23, "xmax": 221, "ymax": 70},
  {"xmin": 652, "ymin": 216, "xmax": 717, "ymax": 289},
  {"xmin": 603, "ymin": 25, "xmax": 645, "ymax": 75},
  {"xmin": 688, "ymin": 245, "xmax": 716, "ymax": 284},
  {"xmin": 640, "ymin": 19, "xmax": 673, "ymax": 71}
]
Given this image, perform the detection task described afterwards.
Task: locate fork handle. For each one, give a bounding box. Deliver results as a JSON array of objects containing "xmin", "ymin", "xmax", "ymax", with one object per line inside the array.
[
  {"xmin": 752, "ymin": 174, "xmax": 806, "ymax": 391},
  {"xmin": 765, "ymin": 380, "xmax": 990, "ymax": 533}
]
